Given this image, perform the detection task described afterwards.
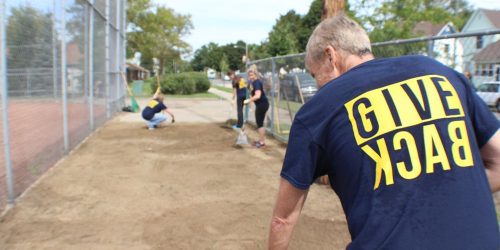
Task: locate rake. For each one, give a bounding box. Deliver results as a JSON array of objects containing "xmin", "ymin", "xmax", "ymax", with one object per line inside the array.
[{"xmin": 120, "ymin": 71, "xmax": 140, "ymax": 113}]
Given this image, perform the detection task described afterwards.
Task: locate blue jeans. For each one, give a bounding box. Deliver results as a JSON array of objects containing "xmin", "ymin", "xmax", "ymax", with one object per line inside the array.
[{"xmin": 147, "ymin": 113, "xmax": 166, "ymax": 128}]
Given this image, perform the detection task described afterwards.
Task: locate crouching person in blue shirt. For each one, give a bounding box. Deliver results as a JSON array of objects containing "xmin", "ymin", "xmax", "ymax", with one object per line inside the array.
[{"xmin": 142, "ymin": 88, "xmax": 175, "ymax": 130}]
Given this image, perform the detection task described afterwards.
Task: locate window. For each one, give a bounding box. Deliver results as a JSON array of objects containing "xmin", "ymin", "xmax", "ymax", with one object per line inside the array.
[
  {"xmin": 444, "ymin": 44, "xmax": 450, "ymax": 54},
  {"xmin": 476, "ymin": 35, "xmax": 484, "ymax": 49},
  {"xmin": 477, "ymin": 84, "xmax": 494, "ymax": 92}
]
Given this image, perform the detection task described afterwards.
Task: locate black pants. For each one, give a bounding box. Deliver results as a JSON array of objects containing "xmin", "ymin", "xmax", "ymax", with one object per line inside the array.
[
  {"xmin": 236, "ymin": 97, "xmax": 245, "ymax": 128},
  {"xmin": 255, "ymin": 100, "xmax": 269, "ymax": 128}
]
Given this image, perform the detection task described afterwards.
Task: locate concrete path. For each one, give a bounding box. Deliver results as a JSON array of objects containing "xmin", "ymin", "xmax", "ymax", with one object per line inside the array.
[{"xmin": 117, "ymin": 87, "xmax": 233, "ymax": 124}]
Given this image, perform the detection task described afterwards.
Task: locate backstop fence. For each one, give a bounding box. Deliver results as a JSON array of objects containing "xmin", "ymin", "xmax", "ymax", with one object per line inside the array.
[
  {"xmin": 0, "ymin": 0, "xmax": 126, "ymax": 213},
  {"xmin": 246, "ymin": 29, "xmax": 500, "ymax": 143}
]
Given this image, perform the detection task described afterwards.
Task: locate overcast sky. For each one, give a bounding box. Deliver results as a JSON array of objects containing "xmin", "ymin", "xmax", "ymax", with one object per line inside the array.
[{"xmin": 154, "ymin": 0, "xmax": 500, "ymax": 56}]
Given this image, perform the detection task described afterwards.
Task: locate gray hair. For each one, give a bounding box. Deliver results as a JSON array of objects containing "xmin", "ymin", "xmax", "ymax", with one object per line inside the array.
[{"xmin": 306, "ymin": 14, "xmax": 371, "ymax": 68}]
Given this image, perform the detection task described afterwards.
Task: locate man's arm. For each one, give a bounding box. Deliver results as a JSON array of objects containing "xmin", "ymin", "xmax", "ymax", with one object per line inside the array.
[
  {"xmin": 268, "ymin": 178, "xmax": 309, "ymax": 250},
  {"xmin": 482, "ymin": 130, "xmax": 500, "ymax": 192},
  {"xmin": 164, "ymin": 108, "xmax": 175, "ymax": 123}
]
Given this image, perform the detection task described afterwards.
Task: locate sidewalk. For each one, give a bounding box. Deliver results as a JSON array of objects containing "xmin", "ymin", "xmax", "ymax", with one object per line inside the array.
[{"xmin": 208, "ymin": 87, "xmax": 232, "ymax": 100}]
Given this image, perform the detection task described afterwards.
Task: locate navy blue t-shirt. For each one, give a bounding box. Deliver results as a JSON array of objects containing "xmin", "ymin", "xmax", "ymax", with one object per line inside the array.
[
  {"xmin": 281, "ymin": 55, "xmax": 500, "ymax": 249},
  {"xmin": 233, "ymin": 76, "xmax": 248, "ymax": 99},
  {"xmin": 141, "ymin": 98, "xmax": 167, "ymax": 120},
  {"xmin": 250, "ymin": 79, "xmax": 268, "ymax": 106}
]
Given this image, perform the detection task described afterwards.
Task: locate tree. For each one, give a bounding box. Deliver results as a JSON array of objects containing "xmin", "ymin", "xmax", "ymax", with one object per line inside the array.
[
  {"xmin": 267, "ymin": 10, "xmax": 302, "ymax": 56},
  {"xmin": 190, "ymin": 41, "xmax": 246, "ymax": 72},
  {"xmin": 127, "ymin": 0, "xmax": 193, "ymax": 74},
  {"xmin": 7, "ymin": 6, "xmax": 54, "ymax": 70},
  {"xmin": 219, "ymin": 54, "xmax": 229, "ymax": 75},
  {"xmin": 362, "ymin": 0, "xmax": 472, "ymax": 58},
  {"xmin": 365, "ymin": 0, "xmax": 471, "ymax": 43},
  {"xmin": 7, "ymin": 6, "xmax": 55, "ymax": 95},
  {"xmin": 299, "ymin": 0, "xmax": 323, "ymax": 51}
]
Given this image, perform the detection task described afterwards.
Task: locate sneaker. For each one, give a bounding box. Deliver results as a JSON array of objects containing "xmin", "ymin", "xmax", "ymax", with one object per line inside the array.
[
  {"xmin": 255, "ymin": 141, "xmax": 266, "ymax": 148},
  {"xmin": 232, "ymin": 125, "xmax": 240, "ymax": 130},
  {"xmin": 148, "ymin": 127, "xmax": 155, "ymax": 130}
]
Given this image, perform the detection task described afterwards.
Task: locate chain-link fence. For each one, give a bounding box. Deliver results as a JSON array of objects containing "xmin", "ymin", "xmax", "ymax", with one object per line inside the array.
[
  {"xmin": 246, "ymin": 29, "xmax": 500, "ymax": 143},
  {"xmin": 0, "ymin": 0, "xmax": 126, "ymax": 213}
]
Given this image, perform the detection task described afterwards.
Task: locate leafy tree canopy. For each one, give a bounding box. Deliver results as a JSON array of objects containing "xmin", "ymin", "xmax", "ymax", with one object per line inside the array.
[{"xmin": 127, "ymin": 0, "xmax": 193, "ymax": 74}]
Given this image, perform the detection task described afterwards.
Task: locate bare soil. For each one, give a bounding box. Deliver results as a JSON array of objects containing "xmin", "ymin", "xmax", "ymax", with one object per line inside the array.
[{"xmin": 0, "ymin": 120, "xmax": 350, "ymax": 249}]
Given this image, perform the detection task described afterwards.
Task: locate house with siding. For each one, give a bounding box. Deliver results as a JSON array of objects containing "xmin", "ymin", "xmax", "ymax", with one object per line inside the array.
[
  {"xmin": 460, "ymin": 9, "xmax": 500, "ymax": 84},
  {"xmin": 413, "ymin": 21, "xmax": 463, "ymax": 72}
]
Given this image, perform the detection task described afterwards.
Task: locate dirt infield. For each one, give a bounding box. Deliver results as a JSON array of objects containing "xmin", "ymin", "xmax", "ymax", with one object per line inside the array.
[
  {"xmin": 0, "ymin": 118, "xmax": 350, "ymax": 249},
  {"xmin": 0, "ymin": 100, "xmax": 106, "ymax": 215},
  {"xmin": 0, "ymin": 94, "xmax": 498, "ymax": 249}
]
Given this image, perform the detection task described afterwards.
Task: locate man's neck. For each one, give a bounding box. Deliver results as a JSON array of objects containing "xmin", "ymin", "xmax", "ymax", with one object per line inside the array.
[{"xmin": 340, "ymin": 53, "xmax": 374, "ymax": 74}]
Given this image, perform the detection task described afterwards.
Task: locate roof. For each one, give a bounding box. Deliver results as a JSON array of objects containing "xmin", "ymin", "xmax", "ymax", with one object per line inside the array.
[
  {"xmin": 126, "ymin": 62, "xmax": 149, "ymax": 72},
  {"xmin": 473, "ymin": 40, "xmax": 500, "ymax": 62},
  {"xmin": 413, "ymin": 21, "xmax": 448, "ymax": 36},
  {"xmin": 482, "ymin": 9, "xmax": 500, "ymax": 28}
]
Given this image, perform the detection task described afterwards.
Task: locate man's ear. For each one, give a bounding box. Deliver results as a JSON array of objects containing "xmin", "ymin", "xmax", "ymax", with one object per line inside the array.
[{"xmin": 324, "ymin": 45, "xmax": 336, "ymax": 66}]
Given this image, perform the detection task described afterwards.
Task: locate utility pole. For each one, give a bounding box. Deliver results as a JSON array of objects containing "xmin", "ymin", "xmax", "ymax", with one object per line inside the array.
[{"xmin": 322, "ymin": 0, "xmax": 345, "ymax": 20}]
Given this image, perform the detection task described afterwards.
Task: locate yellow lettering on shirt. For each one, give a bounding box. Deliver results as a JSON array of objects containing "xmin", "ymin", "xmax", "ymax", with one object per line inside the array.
[
  {"xmin": 423, "ymin": 124, "xmax": 451, "ymax": 173},
  {"xmin": 448, "ymin": 120, "xmax": 473, "ymax": 167},
  {"xmin": 393, "ymin": 131, "xmax": 421, "ymax": 180},
  {"xmin": 362, "ymin": 139, "xmax": 394, "ymax": 189},
  {"xmin": 344, "ymin": 75, "xmax": 475, "ymax": 190},
  {"xmin": 148, "ymin": 100, "xmax": 159, "ymax": 108},
  {"xmin": 239, "ymin": 78, "xmax": 247, "ymax": 89}
]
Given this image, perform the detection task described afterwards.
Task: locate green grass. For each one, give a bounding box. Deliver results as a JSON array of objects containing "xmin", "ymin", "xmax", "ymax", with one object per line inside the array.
[
  {"xmin": 274, "ymin": 98, "xmax": 303, "ymax": 113},
  {"xmin": 213, "ymin": 85, "xmax": 232, "ymax": 93},
  {"xmin": 166, "ymin": 92, "xmax": 220, "ymax": 99}
]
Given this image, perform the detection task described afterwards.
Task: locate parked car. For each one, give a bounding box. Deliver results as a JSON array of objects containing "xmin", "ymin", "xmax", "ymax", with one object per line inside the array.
[
  {"xmin": 475, "ymin": 82, "xmax": 500, "ymax": 112},
  {"xmin": 279, "ymin": 73, "xmax": 317, "ymax": 103},
  {"xmin": 207, "ymin": 69, "xmax": 216, "ymax": 79}
]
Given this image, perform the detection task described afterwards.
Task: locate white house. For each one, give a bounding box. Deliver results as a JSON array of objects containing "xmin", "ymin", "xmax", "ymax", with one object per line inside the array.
[
  {"xmin": 460, "ymin": 9, "xmax": 500, "ymax": 84},
  {"xmin": 413, "ymin": 21, "xmax": 464, "ymax": 72}
]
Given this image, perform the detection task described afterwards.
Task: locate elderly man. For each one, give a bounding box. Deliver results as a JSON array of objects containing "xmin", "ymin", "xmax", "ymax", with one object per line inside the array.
[{"xmin": 268, "ymin": 14, "xmax": 500, "ymax": 249}]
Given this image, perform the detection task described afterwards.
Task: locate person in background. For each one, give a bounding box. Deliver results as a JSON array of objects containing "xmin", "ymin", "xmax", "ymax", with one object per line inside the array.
[
  {"xmin": 268, "ymin": 14, "xmax": 500, "ymax": 249},
  {"xmin": 228, "ymin": 70, "xmax": 247, "ymax": 129},
  {"xmin": 244, "ymin": 69, "xmax": 269, "ymax": 148},
  {"xmin": 141, "ymin": 87, "xmax": 175, "ymax": 130}
]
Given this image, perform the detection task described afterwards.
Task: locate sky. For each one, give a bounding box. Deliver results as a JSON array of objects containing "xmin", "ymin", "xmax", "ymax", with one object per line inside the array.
[
  {"xmin": 154, "ymin": 0, "xmax": 500, "ymax": 56},
  {"xmin": 153, "ymin": 0, "xmax": 312, "ymax": 56}
]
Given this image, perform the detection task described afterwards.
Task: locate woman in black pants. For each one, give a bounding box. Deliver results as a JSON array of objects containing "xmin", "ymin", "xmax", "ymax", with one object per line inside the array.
[
  {"xmin": 228, "ymin": 70, "xmax": 247, "ymax": 129},
  {"xmin": 244, "ymin": 69, "xmax": 269, "ymax": 148}
]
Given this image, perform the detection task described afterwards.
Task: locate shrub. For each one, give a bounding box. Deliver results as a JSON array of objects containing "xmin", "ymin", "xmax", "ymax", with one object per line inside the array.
[
  {"xmin": 162, "ymin": 73, "xmax": 195, "ymax": 95},
  {"xmin": 190, "ymin": 72, "xmax": 211, "ymax": 93},
  {"xmin": 150, "ymin": 72, "xmax": 211, "ymax": 95}
]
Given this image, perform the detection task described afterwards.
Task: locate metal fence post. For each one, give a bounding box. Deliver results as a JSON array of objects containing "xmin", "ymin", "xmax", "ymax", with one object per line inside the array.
[
  {"xmin": 1, "ymin": 0, "xmax": 15, "ymax": 204},
  {"xmin": 116, "ymin": 0, "xmax": 122, "ymax": 104},
  {"xmin": 122, "ymin": 0, "xmax": 127, "ymax": 104},
  {"xmin": 427, "ymin": 40, "xmax": 434, "ymax": 58},
  {"xmin": 52, "ymin": 0, "xmax": 58, "ymax": 98},
  {"xmin": 88, "ymin": 3, "xmax": 94, "ymax": 131},
  {"xmin": 270, "ymin": 58, "xmax": 276, "ymax": 136},
  {"xmin": 105, "ymin": 0, "xmax": 111, "ymax": 118},
  {"xmin": 61, "ymin": 0, "xmax": 69, "ymax": 154}
]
